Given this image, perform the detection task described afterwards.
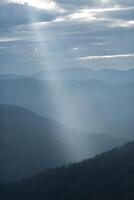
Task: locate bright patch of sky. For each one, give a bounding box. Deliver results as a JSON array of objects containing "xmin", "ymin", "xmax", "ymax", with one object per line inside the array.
[{"xmin": 7, "ymin": 0, "xmax": 63, "ymax": 11}]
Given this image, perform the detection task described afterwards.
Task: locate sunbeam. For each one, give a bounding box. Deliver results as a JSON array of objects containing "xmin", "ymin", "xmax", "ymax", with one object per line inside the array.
[
  {"xmin": 0, "ymin": 0, "xmax": 134, "ymax": 198},
  {"xmin": 26, "ymin": 12, "xmax": 95, "ymax": 162}
]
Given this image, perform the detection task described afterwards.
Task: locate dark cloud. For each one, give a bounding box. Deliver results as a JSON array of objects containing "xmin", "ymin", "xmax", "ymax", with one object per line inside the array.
[
  {"xmin": 54, "ymin": 0, "xmax": 96, "ymax": 9},
  {"xmin": 0, "ymin": 2, "xmax": 59, "ymax": 27},
  {"xmin": 104, "ymin": 8, "xmax": 134, "ymax": 21},
  {"xmin": 55, "ymin": 0, "xmax": 134, "ymax": 9},
  {"xmin": 118, "ymin": 0, "xmax": 134, "ymax": 7},
  {"xmin": 55, "ymin": 0, "xmax": 96, "ymax": 6}
]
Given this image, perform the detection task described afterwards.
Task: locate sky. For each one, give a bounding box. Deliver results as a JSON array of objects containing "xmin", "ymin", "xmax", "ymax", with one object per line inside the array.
[{"xmin": 0, "ymin": 0, "xmax": 134, "ymax": 74}]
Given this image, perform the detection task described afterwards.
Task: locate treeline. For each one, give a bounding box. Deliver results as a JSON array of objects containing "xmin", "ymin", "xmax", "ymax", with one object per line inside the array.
[{"xmin": 0, "ymin": 140, "xmax": 134, "ymax": 200}]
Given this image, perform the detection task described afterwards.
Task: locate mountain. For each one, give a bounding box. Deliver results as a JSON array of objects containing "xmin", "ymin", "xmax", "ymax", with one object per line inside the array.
[
  {"xmin": 33, "ymin": 68, "xmax": 134, "ymax": 84},
  {"xmin": 0, "ymin": 105, "xmax": 124, "ymax": 183},
  {"xmin": 1, "ymin": 68, "xmax": 134, "ymax": 84},
  {"xmin": 0, "ymin": 78, "xmax": 133, "ymax": 138},
  {"xmin": 0, "ymin": 74, "xmax": 27, "ymax": 80},
  {"xmin": 0, "ymin": 140, "xmax": 134, "ymax": 200}
]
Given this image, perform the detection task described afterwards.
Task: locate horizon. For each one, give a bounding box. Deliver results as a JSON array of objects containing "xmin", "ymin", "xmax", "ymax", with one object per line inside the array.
[{"xmin": 0, "ymin": 67, "xmax": 134, "ymax": 76}]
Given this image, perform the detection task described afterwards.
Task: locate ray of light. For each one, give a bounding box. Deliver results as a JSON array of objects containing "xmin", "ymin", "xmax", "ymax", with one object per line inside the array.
[{"xmin": 26, "ymin": 13, "xmax": 96, "ymax": 162}]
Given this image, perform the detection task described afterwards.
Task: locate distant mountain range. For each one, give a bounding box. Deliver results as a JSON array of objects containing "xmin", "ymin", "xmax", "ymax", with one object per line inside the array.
[
  {"xmin": 1, "ymin": 68, "xmax": 134, "ymax": 83},
  {"xmin": 33, "ymin": 68, "xmax": 134, "ymax": 84},
  {"xmin": 0, "ymin": 105, "xmax": 125, "ymax": 183},
  {"xmin": 0, "ymin": 74, "xmax": 27, "ymax": 80},
  {"xmin": 1, "ymin": 140, "xmax": 134, "ymax": 200},
  {"xmin": 0, "ymin": 78, "xmax": 133, "ymax": 138}
]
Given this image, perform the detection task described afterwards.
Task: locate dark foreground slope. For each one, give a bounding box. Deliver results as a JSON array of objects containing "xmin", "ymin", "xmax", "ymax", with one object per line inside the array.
[
  {"xmin": 0, "ymin": 105, "xmax": 124, "ymax": 183},
  {"xmin": 1, "ymin": 140, "xmax": 134, "ymax": 200}
]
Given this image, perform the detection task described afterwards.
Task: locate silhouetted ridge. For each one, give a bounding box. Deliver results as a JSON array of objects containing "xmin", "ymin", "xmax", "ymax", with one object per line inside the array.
[
  {"xmin": 34, "ymin": 68, "xmax": 134, "ymax": 83},
  {"xmin": 0, "ymin": 105, "xmax": 124, "ymax": 183},
  {"xmin": 0, "ymin": 140, "xmax": 134, "ymax": 200}
]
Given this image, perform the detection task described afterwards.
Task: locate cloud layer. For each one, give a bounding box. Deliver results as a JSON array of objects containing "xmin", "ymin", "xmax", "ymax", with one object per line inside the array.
[
  {"xmin": 0, "ymin": 0, "xmax": 134, "ymax": 73},
  {"xmin": 79, "ymin": 53, "xmax": 134, "ymax": 60}
]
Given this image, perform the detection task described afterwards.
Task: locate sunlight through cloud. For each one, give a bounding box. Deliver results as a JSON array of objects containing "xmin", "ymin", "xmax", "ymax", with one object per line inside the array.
[{"xmin": 8, "ymin": 0, "xmax": 64, "ymax": 12}]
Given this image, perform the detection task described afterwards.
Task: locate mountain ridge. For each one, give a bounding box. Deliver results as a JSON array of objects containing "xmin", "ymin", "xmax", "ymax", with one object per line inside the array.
[
  {"xmin": 0, "ymin": 104, "xmax": 125, "ymax": 183},
  {"xmin": 0, "ymin": 78, "xmax": 133, "ymax": 138},
  {"xmin": 0, "ymin": 139, "xmax": 134, "ymax": 200},
  {"xmin": 1, "ymin": 68, "xmax": 134, "ymax": 83}
]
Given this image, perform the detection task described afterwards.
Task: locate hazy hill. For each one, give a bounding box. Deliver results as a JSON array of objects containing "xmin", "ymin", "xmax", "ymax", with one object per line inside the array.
[
  {"xmin": 0, "ymin": 105, "xmax": 124, "ymax": 183},
  {"xmin": 0, "ymin": 78, "xmax": 133, "ymax": 138},
  {"xmin": 0, "ymin": 140, "xmax": 134, "ymax": 200},
  {"xmin": 0, "ymin": 74, "xmax": 27, "ymax": 80}
]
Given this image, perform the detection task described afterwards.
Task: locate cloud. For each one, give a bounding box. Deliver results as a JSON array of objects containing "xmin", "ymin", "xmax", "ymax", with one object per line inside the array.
[
  {"xmin": 78, "ymin": 53, "xmax": 134, "ymax": 61},
  {"xmin": 54, "ymin": 0, "xmax": 134, "ymax": 10},
  {"xmin": 118, "ymin": 0, "xmax": 134, "ymax": 7},
  {"xmin": 8, "ymin": 0, "xmax": 64, "ymax": 12},
  {"xmin": 53, "ymin": 5, "xmax": 134, "ymax": 26},
  {"xmin": 0, "ymin": 2, "xmax": 62, "ymax": 27},
  {"xmin": 53, "ymin": 0, "xmax": 95, "ymax": 9},
  {"xmin": 0, "ymin": 0, "xmax": 134, "ymax": 27},
  {"xmin": 0, "ymin": 37, "xmax": 19, "ymax": 42},
  {"xmin": 110, "ymin": 20, "xmax": 134, "ymax": 28},
  {"xmin": 78, "ymin": 6, "xmax": 134, "ymax": 14},
  {"xmin": 0, "ymin": 0, "xmax": 134, "ymax": 73}
]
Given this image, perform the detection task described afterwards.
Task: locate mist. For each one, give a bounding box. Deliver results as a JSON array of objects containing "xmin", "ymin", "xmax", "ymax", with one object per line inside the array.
[{"xmin": 0, "ymin": 0, "xmax": 134, "ymax": 194}]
